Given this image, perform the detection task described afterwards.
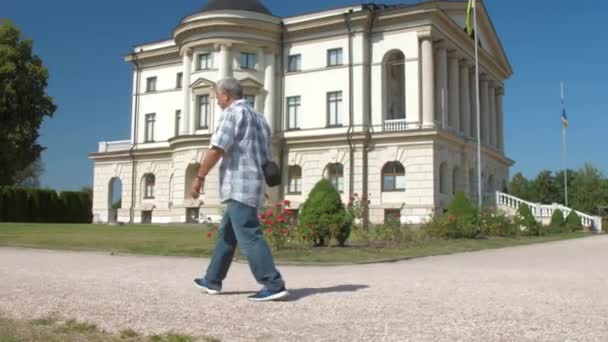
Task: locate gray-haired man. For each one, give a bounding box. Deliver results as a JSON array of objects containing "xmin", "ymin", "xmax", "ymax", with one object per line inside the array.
[{"xmin": 190, "ymin": 77, "xmax": 288, "ymax": 302}]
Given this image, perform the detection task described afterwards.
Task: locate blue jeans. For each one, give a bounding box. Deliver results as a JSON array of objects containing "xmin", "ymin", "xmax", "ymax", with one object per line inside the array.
[{"xmin": 204, "ymin": 200, "xmax": 285, "ymax": 292}]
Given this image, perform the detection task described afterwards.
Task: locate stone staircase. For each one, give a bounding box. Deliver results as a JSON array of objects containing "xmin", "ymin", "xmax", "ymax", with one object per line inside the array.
[{"xmin": 495, "ymin": 192, "xmax": 603, "ymax": 233}]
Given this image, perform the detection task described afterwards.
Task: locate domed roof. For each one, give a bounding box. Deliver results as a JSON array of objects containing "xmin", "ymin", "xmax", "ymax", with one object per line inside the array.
[{"xmin": 201, "ymin": 0, "xmax": 272, "ymax": 15}]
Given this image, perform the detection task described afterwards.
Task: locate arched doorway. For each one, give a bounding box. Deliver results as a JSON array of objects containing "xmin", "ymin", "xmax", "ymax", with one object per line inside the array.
[{"xmin": 108, "ymin": 177, "xmax": 123, "ymax": 223}]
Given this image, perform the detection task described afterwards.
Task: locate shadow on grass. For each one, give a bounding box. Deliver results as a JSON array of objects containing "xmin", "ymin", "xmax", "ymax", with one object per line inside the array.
[{"xmin": 286, "ymin": 284, "xmax": 369, "ymax": 301}]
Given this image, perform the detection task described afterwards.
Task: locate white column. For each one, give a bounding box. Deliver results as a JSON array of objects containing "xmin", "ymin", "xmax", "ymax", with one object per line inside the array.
[
  {"xmin": 181, "ymin": 50, "xmax": 192, "ymax": 135},
  {"xmin": 256, "ymin": 48, "xmax": 266, "ymax": 112},
  {"xmin": 419, "ymin": 31, "xmax": 435, "ymax": 128},
  {"xmin": 448, "ymin": 53, "xmax": 460, "ymax": 133},
  {"xmin": 436, "ymin": 47, "xmax": 448, "ymax": 129},
  {"xmin": 459, "ymin": 61, "xmax": 471, "ymax": 137},
  {"xmin": 489, "ymin": 83, "xmax": 497, "ymax": 148},
  {"xmin": 480, "ymin": 79, "xmax": 490, "ymax": 146},
  {"xmin": 263, "ymin": 53, "xmax": 276, "ymax": 132},
  {"xmin": 130, "ymin": 67, "xmax": 138, "ymax": 144},
  {"xmin": 218, "ymin": 44, "xmax": 232, "ymax": 80},
  {"xmin": 496, "ymin": 87, "xmax": 505, "ymax": 152},
  {"xmin": 469, "ymin": 69, "xmax": 478, "ymax": 140}
]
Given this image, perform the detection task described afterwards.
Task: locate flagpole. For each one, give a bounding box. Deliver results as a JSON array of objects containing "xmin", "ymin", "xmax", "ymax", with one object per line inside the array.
[
  {"xmin": 561, "ymin": 81, "xmax": 568, "ymax": 207},
  {"xmin": 473, "ymin": 0, "xmax": 483, "ymax": 209}
]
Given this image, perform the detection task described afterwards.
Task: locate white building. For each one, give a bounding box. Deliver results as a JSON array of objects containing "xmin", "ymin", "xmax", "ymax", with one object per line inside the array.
[{"xmin": 90, "ymin": 0, "xmax": 513, "ymax": 224}]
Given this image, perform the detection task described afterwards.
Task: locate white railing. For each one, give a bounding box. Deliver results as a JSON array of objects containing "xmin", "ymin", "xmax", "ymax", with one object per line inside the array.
[
  {"xmin": 496, "ymin": 192, "xmax": 603, "ymax": 232},
  {"xmin": 384, "ymin": 119, "xmax": 420, "ymax": 132},
  {"xmin": 98, "ymin": 140, "xmax": 132, "ymax": 153}
]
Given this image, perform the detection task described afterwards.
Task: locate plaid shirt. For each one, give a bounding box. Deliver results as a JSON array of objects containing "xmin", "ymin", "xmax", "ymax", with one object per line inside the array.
[{"xmin": 210, "ymin": 99, "xmax": 272, "ymax": 208}]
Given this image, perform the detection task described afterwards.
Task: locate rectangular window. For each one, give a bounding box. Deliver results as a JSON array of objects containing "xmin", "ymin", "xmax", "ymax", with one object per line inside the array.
[
  {"xmin": 327, "ymin": 48, "xmax": 343, "ymax": 66},
  {"xmin": 141, "ymin": 211, "xmax": 152, "ymax": 224},
  {"xmin": 243, "ymin": 95, "xmax": 255, "ymax": 108},
  {"xmin": 144, "ymin": 113, "xmax": 155, "ymax": 142},
  {"xmin": 287, "ymin": 54, "xmax": 301, "ymax": 72},
  {"xmin": 327, "ymin": 91, "xmax": 343, "ymax": 127},
  {"xmin": 287, "ymin": 96, "xmax": 301, "ymax": 130},
  {"xmin": 197, "ymin": 95, "xmax": 209, "ymax": 129},
  {"xmin": 176, "ymin": 73, "xmax": 183, "ymax": 89},
  {"xmin": 146, "ymin": 77, "xmax": 157, "ymax": 92},
  {"xmin": 175, "ymin": 110, "xmax": 181, "ymax": 137},
  {"xmin": 198, "ymin": 53, "xmax": 212, "ymax": 70},
  {"xmin": 384, "ymin": 209, "xmax": 401, "ymax": 223},
  {"xmin": 288, "ymin": 167, "xmax": 302, "ymax": 194},
  {"xmin": 240, "ymin": 52, "xmax": 256, "ymax": 69}
]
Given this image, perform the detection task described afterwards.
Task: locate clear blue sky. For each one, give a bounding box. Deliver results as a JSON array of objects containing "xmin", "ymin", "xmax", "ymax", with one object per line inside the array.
[{"xmin": 3, "ymin": 0, "xmax": 607, "ymax": 191}]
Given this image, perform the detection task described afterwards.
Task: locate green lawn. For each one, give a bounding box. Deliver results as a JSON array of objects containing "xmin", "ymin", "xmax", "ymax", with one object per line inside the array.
[{"xmin": 0, "ymin": 223, "xmax": 592, "ymax": 264}]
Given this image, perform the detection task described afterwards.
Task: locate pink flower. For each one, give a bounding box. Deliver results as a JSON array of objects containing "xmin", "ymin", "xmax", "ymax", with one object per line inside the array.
[
  {"xmin": 268, "ymin": 220, "xmax": 276, "ymax": 226},
  {"xmin": 266, "ymin": 209, "xmax": 274, "ymax": 217},
  {"xmin": 280, "ymin": 229, "xmax": 288, "ymax": 234},
  {"xmin": 277, "ymin": 214, "xmax": 285, "ymax": 223},
  {"xmin": 283, "ymin": 200, "xmax": 291, "ymax": 207},
  {"xmin": 275, "ymin": 203, "xmax": 282, "ymax": 208},
  {"xmin": 259, "ymin": 214, "xmax": 266, "ymax": 220},
  {"xmin": 266, "ymin": 228, "xmax": 274, "ymax": 234}
]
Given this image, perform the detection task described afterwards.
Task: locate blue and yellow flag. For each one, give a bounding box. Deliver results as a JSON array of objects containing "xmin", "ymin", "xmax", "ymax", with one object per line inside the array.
[
  {"xmin": 466, "ymin": 0, "xmax": 476, "ymax": 37},
  {"xmin": 562, "ymin": 108, "xmax": 568, "ymax": 128}
]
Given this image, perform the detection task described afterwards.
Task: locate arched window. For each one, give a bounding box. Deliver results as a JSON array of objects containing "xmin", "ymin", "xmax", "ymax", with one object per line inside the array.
[
  {"xmin": 383, "ymin": 50, "xmax": 406, "ymax": 121},
  {"xmin": 382, "ymin": 162, "xmax": 405, "ymax": 192},
  {"xmin": 439, "ymin": 163, "xmax": 448, "ymax": 194},
  {"xmin": 288, "ymin": 166, "xmax": 302, "ymax": 194},
  {"xmin": 143, "ymin": 174, "xmax": 155, "ymax": 199},
  {"xmin": 325, "ymin": 163, "xmax": 344, "ymax": 193},
  {"xmin": 185, "ymin": 163, "xmax": 202, "ymax": 198}
]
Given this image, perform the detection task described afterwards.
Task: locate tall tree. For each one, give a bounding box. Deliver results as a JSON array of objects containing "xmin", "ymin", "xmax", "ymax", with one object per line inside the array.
[
  {"xmin": 0, "ymin": 20, "xmax": 56, "ymax": 186},
  {"xmin": 13, "ymin": 158, "xmax": 44, "ymax": 188},
  {"xmin": 509, "ymin": 172, "xmax": 532, "ymax": 200},
  {"xmin": 570, "ymin": 164, "xmax": 608, "ymax": 215},
  {"xmin": 532, "ymin": 170, "xmax": 561, "ymax": 204}
]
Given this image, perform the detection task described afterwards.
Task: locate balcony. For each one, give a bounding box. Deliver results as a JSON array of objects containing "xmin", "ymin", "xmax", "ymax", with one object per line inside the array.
[
  {"xmin": 98, "ymin": 140, "xmax": 132, "ymax": 153},
  {"xmin": 383, "ymin": 119, "xmax": 420, "ymax": 132}
]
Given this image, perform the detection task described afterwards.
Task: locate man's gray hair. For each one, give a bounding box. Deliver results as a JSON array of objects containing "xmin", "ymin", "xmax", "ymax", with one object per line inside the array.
[{"xmin": 216, "ymin": 77, "xmax": 243, "ymax": 99}]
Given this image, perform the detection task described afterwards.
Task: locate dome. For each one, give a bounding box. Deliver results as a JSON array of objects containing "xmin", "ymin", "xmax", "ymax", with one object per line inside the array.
[{"xmin": 200, "ymin": 0, "xmax": 272, "ymax": 15}]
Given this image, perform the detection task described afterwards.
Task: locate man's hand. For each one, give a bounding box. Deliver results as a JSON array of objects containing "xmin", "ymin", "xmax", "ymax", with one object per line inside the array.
[{"xmin": 191, "ymin": 177, "xmax": 204, "ymax": 199}]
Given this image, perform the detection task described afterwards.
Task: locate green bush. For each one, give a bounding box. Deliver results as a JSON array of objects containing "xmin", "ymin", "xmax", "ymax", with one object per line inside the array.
[
  {"xmin": 77, "ymin": 192, "xmax": 93, "ymax": 223},
  {"xmin": 447, "ymin": 192, "xmax": 477, "ymax": 218},
  {"xmin": 516, "ymin": 203, "xmax": 540, "ymax": 236},
  {"xmin": 550, "ymin": 209, "xmax": 565, "ymax": 234},
  {"xmin": 39, "ymin": 189, "xmax": 61, "ymax": 222},
  {"xmin": 13, "ymin": 188, "xmax": 28, "ymax": 222},
  {"xmin": 0, "ymin": 187, "xmax": 5, "ymax": 221},
  {"xmin": 299, "ymin": 179, "xmax": 350, "ymax": 247},
  {"xmin": 440, "ymin": 193, "xmax": 480, "ymax": 239},
  {"xmin": 2, "ymin": 187, "xmax": 15, "ymax": 222},
  {"xmin": 565, "ymin": 210, "xmax": 583, "ymax": 232},
  {"xmin": 26, "ymin": 188, "xmax": 42, "ymax": 222},
  {"xmin": 373, "ymin": 214, "xmax": 403, "ymax": 245},
  {"xmin": 479, "ymin": 209, "xmax": 519, "ymax": 237}
]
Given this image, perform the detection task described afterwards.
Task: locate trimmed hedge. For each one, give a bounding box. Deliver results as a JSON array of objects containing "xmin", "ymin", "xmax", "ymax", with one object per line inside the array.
[
  {"xmin": 299, "ymin": 179, "xmax": 350, "ymax": 247},
  {"xmin": 0, "ymin": 186, "xmax": 92, "ymax": 223}
]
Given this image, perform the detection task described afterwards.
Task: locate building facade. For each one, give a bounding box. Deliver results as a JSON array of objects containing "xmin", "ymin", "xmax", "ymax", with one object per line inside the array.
[{"xmin": 90, "ymin": 0, "xmax": 513, "ymax": 224}]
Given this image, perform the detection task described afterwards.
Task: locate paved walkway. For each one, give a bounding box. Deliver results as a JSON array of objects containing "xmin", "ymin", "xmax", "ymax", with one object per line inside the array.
[{"xmin": 1, "ymin": 236, "xmax": 608, "ymax": 341}]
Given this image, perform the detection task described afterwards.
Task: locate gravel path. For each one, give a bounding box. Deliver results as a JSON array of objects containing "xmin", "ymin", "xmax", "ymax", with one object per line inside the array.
[{"xmin": 1, "ymin": 236, "xmax": 608, "ymax": 341}]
